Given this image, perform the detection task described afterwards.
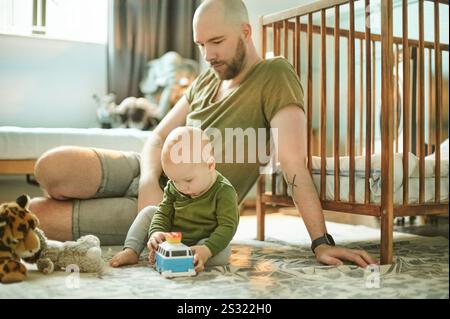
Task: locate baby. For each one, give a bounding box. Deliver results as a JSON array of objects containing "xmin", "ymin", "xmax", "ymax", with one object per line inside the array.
[{"xmin": 110, "ymin": 126, "xmax": 239, "ymax": 272}]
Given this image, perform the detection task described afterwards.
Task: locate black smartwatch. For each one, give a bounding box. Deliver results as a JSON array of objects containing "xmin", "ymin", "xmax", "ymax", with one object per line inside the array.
[{"xmin": 311, "ymin": 233, "xmax": 335, "ymax": 253}]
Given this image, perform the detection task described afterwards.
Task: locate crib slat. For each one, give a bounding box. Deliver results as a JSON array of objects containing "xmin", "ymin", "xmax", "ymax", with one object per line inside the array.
[
  {"xmin": 359, "ymin": 39, "xmax": 364, "ymax": 157},
  {"xmin": 277, "ymin": 23, "xmax": 282, "ymax": 56},
  {"xmin": 364, "ymin": 0, "xmax": 372, "ymax": 204},
  {"xmin": 428, "ymin": 48, "xmax": 434, "ymax": 156},
  {"xmin": 334, "ymin": 5, "xmax": 340, "ymax": 201},
  {"xmin": 284, "ymin": 19, "xmax": 289, "ymax": 59},
  {"xmin": 307, "ymin": 13, "xmax": 313, "ymax": 171},
  {"xmin": 380, "ymin": 0, "xmax": 394, "ymax": 265},
  {"xmin": 272, "ymin": 23, "xmax": 277, "ymax": 56},
  {"xmin": 320, "ymin": 9, "xmax": 327, "ymax": 201},
  {"xmin": 395, "ymin": 44, "xmax": 399, "ymax": 153},
  {"xmin": 371, "ymin": 41, "xmax": 376, "ymax": 154},
  {"xmin": 402, "ymin": 0, "xmax": 410, "ymax": 206},
  {"xmin": 348, "ymin": 0, "xmax": 356, "ymax": 203},
  {"xmin": 261, "ymin": 18, "xmax": 267, "ymax": 59},
  {"xmin": 434, "ymin": 0, "xmax": 441, "ymax": 203},
  {"xmin": 272, "ymin": 172, "xmax": 276, "ymax": 195},
  {"xmin": 418, "ymin": 0, "xmax": 425, "ymax": 204},
  {"xmin": 295, "ymin": 16, "xmax": 301, "ymax": 76},
  {"xmin": 292, "ymin": 17, "xmax": 300, "ymax": 72},
  {"xmin": 274, "ymin": 23, "xmax": 280, "ymax": 56}
]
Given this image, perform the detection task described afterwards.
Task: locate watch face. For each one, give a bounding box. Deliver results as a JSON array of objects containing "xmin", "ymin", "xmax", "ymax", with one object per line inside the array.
[{"xmin": 326, "ymin": 234, "xmax": 335, "ymax": 245}]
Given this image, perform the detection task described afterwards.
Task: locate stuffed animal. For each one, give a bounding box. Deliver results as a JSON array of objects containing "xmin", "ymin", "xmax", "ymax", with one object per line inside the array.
[
  {"xmin": 0, "ymin": 195, "xmax": 41, "ymax": 283},
  {"xmin": 115, "ymin": 96, "xmax": 160, "ymax": 130},
  {"xmin": 23, "ymin": 228, "xmax": 105, "ymax": 274},
  {"xmin": 0, "ymin": 195, "xmax": 104, "ymax": 284}
]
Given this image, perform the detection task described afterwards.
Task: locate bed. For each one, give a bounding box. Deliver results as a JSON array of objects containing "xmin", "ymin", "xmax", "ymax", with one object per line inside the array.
[
  {"xmin": 256, "ymin": 0, "xmax": 449, "ymax": 264},
  {"xmin": 0, "ymin": 126, "xmax": 151, "ymax": 175}
]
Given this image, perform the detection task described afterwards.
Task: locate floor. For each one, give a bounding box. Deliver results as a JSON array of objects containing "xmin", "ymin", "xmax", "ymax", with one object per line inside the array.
[
  {"xmin": 0, "ymin": 175, "xmax": 448, "ymax": 298},
  {"xmin": 1, "ymin": 212, "xmax": 448, "ymax": 299}
]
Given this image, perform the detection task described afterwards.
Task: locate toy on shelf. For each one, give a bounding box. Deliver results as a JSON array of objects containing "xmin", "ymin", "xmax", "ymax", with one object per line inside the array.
[{"xmin": 155, "ymin": 232, "xmax": 196, "ymax": 278}]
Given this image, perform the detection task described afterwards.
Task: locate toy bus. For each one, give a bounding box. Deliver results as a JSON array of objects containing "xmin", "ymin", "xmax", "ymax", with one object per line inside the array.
[{"xmin": 155, "ymin": 232, "xmax": 196, "ymax": 278}]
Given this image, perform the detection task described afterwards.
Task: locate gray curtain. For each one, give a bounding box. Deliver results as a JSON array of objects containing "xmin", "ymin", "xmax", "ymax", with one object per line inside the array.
[{"xmin": 107, "ymin": 0, "xmax": 201, "ymax": 102}]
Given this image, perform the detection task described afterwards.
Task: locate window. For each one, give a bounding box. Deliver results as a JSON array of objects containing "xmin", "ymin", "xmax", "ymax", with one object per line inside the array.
[
  {"xmin": 171, "ymin": 250, "xmax": 188, "ymax": 257},
  {"xmin": 0, "ymin": 0, "xmax": 107, "ymax": 44}
]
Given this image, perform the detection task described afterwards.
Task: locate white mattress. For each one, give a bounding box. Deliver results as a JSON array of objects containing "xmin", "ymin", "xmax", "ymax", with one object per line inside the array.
[
  {"xmin": 310, "ymin": 175, "xmax": 449, "ymax": 205},
  {"xmin": 0, "ymin": 126, "xmax": 152, "ymax": 160}
]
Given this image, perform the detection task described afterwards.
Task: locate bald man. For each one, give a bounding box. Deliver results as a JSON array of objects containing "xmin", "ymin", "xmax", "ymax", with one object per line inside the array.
[{"xmin": 31, "ymin": 0, "xmax": 376, "ymax": 268}]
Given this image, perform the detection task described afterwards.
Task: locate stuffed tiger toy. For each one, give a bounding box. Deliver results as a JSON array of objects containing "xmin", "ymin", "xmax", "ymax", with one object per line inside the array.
[{"xmin": 0, "ymin": 195, "xmax": 41, "ymax": 283}]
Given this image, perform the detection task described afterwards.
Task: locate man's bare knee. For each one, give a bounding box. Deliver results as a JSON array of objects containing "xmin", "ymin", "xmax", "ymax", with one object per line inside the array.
[
  {"xmin": 34, "ymin": 146, "xmax": 102, "ymax": 199},
  {"xmin": 29, "ymin": 197, "xmax": 73, "ymax": 241},
  {"xmin": 35, "ymin": 146, "xmax": 71, "ymax": 190}
]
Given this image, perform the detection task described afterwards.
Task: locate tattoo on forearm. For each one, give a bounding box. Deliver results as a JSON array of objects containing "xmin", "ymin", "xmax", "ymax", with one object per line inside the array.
[{"xmin": 284, "ymin": 173, "xmax": 298, "ymax": 195}]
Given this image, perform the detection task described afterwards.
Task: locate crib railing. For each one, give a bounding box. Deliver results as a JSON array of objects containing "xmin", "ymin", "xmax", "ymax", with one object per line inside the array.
[{"xmin": 258, "ymin": 0, "xmax": 449, "ymax": 264}]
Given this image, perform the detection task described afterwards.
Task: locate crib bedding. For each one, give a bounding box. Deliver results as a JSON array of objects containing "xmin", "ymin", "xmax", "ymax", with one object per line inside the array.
[
  {"xmin": 310, "ymin": 175, "xmax": 449, "ymax": 205},
  {"xmin": 0, "ymin": 126, "xmax": 151, "ymax": 159},
  {"xmin": 275, "ymin": 150, "xmax": 449, "ymax": 205}
]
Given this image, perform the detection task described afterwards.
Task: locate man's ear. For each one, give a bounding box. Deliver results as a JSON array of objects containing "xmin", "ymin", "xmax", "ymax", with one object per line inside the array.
[{"xmin": 242, "ymin": 23, "xmax": 252, "ymax": 41}]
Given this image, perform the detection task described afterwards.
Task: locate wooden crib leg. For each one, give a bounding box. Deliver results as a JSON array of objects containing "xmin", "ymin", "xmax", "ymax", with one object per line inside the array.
[
  {"xmin": 380, "ymin": 210, "xmax": 394, "ymax": 264},
  {"xmin": 256, "ymin": 175, "xmax": 266, "ymax": 241}
]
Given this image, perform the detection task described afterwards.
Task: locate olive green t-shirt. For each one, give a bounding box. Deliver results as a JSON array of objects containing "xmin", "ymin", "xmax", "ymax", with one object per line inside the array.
[
  {"xmin": 184, "ymin": 57, "xmax": 305, "ymax": 203},
  {"xmin": 149, "ymin": 171, "xmax": 239, "ymax": 256}
]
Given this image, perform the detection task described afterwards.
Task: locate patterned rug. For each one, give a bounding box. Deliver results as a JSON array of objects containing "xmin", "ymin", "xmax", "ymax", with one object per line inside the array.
[{"xmin": 1, "ymin": 215, "xmax": 448, "ymax": 299}]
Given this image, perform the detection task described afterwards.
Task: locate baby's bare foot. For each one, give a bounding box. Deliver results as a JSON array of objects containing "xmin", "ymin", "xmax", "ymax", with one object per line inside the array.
[{"xmin": 109, "ymin": 248, "xmax": 139, "ymax": 267}]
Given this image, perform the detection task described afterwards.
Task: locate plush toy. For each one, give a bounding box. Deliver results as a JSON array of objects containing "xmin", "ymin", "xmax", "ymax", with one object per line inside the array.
[
  {"xmin": 0, "ymin": 195, "xmax": 104, "ymax": 284},
  {"xmin": 140, "ymin": 51, "xmax": 198, "ymax": 120},
  {"xmin": 0, "ymin": 195, "xmax": 41, "ymax": 283},
  {"xmin": 23, "ymin": 228, "xmax": 105, "ymax": 274},
  {"xmin": 115, "ymin": 96, "xmax": 160, "ymax": 130}
]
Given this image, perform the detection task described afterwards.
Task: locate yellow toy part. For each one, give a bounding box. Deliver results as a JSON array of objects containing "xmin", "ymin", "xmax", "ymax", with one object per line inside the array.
[{"xmin": 164, "ymin": 232, "xmax": 182, "ymax": 244}]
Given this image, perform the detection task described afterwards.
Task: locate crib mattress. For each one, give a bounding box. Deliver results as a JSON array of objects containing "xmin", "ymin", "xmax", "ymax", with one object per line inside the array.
[
  {"xmin": 0, "ymin": 126, "xmax": 151, "ymax": 159},
  {"xmin": 310, "ymin": 175, "xmax": 449, "ymax": 205},
  {"xmin": 274, "ymin": 150, "xmax": 449, "ymax": 205}
]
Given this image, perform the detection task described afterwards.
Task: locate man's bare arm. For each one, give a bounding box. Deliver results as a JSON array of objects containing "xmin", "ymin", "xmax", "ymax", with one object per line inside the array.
[
  {"xmin": 138, "ymin": 95, "xmax": 190, "ymax": 211},
  {"xmin": 270, "ymin": 106, "xmax": 326, "ymax": 241},
  {"xmin": 270, "ymin": 106, "xmax": 376, "ymax": 267}
]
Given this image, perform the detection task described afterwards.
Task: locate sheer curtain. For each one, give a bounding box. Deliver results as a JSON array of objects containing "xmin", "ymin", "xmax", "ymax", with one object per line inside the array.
[{"xmin": 107, "ymin": 0, "xmax": 201, "ymax": 102}]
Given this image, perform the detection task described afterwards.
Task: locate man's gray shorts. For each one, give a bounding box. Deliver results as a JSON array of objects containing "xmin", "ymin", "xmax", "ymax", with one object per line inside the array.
[{"xmin": 72, "ymin": 148, "xmax": 167, "ymax": 245}]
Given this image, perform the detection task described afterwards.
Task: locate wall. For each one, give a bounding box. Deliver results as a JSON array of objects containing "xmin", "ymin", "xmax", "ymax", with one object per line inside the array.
[
  {"xmin": 0, "ymin": 34, "xmax": 107, "ymax": 128},
  {"xmin": 244, "ymin": 0, "xmax": 310, "ymax": 55}
]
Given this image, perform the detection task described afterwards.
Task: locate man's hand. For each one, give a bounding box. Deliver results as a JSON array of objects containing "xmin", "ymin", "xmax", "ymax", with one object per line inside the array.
[
  {"xmin": 314, "ymin": 244, "xmax": 378, "ymax": 268},
  {"xmin": 147, "ymin": 232, "xmax": 166, "ymax": 264},
  {"xmin": 190, "ymin": 245, "xmax": 212, "ymax": 272}
]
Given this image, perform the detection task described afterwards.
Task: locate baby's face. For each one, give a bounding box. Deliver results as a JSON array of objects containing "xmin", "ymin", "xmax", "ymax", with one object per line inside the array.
[{"xmin": 163, "ymin": 161, "xmax": 214, "ymax": 198}]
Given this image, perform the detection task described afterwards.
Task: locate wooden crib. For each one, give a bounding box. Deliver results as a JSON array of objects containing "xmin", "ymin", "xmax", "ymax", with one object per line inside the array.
[{"xmin": 256, "ymin": 0, "xmax": 449, "ymax": 264}]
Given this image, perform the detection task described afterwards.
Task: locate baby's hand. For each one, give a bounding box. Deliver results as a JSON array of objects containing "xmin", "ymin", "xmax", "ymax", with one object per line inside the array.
[
  {"xmin": 148, "ymin": 250, "xmax": 156, "ymax": 264},
  {"xmin": 190, "ymin": 245, "xmax": 212, "ymax": 273},
  {"xmin": 147, "ymin": 232, "xmax": 166, "ymax": 264}
]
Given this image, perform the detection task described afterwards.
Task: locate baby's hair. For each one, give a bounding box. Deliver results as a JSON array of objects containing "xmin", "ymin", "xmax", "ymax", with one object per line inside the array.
[{"xmin": 162, "ymin": 126, "xmax": 214, "ymax": 166}]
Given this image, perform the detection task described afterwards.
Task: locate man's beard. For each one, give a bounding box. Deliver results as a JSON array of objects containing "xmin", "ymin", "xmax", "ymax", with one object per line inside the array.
[{"xmin": 211, "ymin": 38, "xmax": 246, "ymax": 80}]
